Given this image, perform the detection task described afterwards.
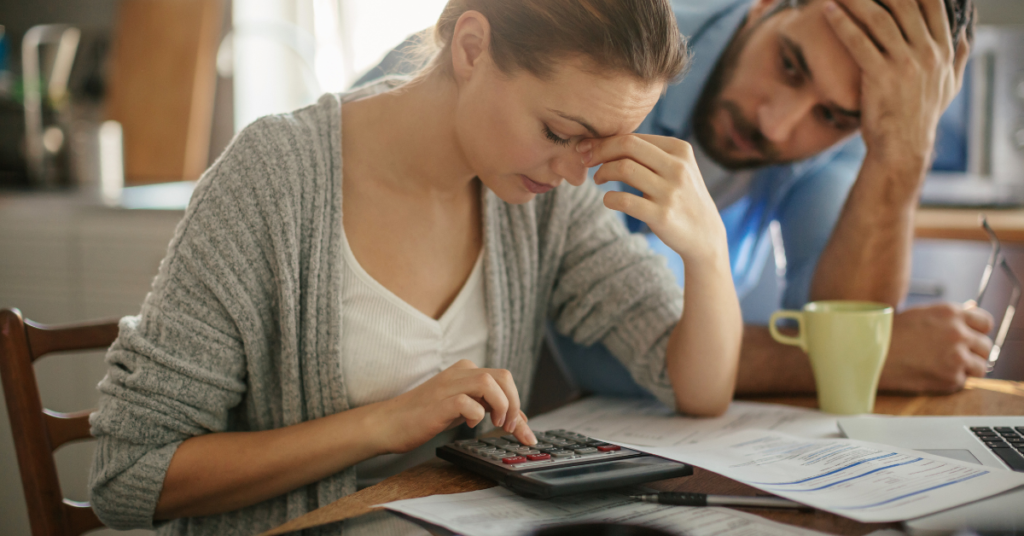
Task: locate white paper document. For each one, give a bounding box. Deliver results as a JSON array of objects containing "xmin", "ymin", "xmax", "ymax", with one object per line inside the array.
[
  {"xmin": 527, "ymin": 397, "xmax": 839, "ymax": 447},
  {"xmin": 381, "ymin": 487, "xmax": 828, "ymax": 536},
  {"xmin": 639, "ymin": 429, "xmax": 1024, "ymax": 523}
]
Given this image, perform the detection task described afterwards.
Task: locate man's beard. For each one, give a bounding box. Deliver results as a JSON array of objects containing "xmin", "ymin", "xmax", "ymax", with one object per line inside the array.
[{"xmin": 692, "ymin": 22, "xmax": 785, "ymax": 171}]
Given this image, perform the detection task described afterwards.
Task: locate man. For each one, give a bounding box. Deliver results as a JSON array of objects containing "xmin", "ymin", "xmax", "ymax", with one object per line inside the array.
[
  {"xmin": 360, "ymin": 0, "xmax": 993, "ymax": 398},
  {"xmin": 554, "ymin": 0, "xmax": 994, "ymax": 398}
]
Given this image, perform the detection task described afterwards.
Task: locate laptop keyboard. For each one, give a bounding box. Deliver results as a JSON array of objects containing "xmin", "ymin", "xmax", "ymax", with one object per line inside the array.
[{"xmin": 970, "ymin": 427, "xmax": 1024, "ymax": 472}]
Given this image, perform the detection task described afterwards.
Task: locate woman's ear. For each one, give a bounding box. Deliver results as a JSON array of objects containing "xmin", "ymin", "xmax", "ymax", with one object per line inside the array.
[{"xmin": 450, "ymin": 11, "xmax": 491, "ymax": 84}]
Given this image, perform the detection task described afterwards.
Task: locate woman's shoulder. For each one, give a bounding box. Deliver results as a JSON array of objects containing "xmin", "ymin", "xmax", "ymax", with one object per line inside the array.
[
  {"xmin": 167, "ymin": 94, "xmax": 344, "ymax": 262},
  {"xmin": 195, "ymin": 93, "xmax": 343, "ymax": 200},
  {"xmin": 229, "ymin": 93, "xmax": 343, "ymax": 166}
]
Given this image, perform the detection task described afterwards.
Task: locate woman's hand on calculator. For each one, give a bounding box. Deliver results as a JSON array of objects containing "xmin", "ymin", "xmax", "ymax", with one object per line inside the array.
[{"xmin": 374, "ymin": 359, "xmax": 537, "ymax": 455}]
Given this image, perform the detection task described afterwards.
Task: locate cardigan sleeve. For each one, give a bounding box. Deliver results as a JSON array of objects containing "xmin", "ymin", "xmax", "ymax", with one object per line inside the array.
[
  {"xmin": 88, "ymin": 117, "xmax": 294, "ymax": 530},
  {"xmin": 547, "ymin": 181, "xmax": 684, "ymax": 409}
]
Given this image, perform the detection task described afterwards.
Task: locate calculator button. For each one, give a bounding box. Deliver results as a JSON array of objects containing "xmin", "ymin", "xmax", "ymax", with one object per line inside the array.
[
  {"xmin": 481, "ymin": 438, "xmax": 505, "ymax": 446},
  {"xmin": 459, "ymin": 441, "xmax": 487, "ymax": 449},
  {"xmin": 533, "ymin": 443, "xmax": 553, "ymax": 450},
  {"xmin": 502, "ymin": 434, "xmax": 520, "ymax": 442},
  {"xmin": 550, "ymin": 451, "xmax": 575, "ymax": 458},
  {"xmin": 597, "ymin": 445, "xmax": 621, "ymax": 452},
  {"xmin": 527, "ymin": 453, "xmax": 551, "ymax": 461},
  {"xmin": 971, "ymin": 427, "xmax": 994, "ymax": 433},
  {"xmin": 502, "ymin": 456, "xmax": 527, "ymax": 464},
  {"xmin": 521, "ymin": 449, "xmax": 541, "ymax": 455},
  {"xmin": 574, "ymin": 447, "xmax": 598, "ymax": 454}
]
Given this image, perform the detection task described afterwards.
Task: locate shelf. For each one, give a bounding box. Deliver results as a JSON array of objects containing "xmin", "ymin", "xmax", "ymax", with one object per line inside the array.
[{"xmin": 916, "ymin": 207, "xmax": 1024, "ymax": 243}]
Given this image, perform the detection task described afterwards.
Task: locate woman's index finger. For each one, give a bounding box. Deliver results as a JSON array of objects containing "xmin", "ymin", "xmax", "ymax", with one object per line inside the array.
[
  {"xmin": 582, "ymin": 134, "xmax": 685, "ymax": 179},
  {"xmin": 631, "ymin": 133, "xmax": 694, "ymax": 159}
]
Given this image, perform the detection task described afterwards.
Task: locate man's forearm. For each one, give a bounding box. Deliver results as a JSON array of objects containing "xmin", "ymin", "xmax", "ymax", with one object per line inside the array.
[
  {"xmin": 735, "ymin": 325, "xmax": 816, "ymax": 396},
  {"xmin": 809, "ymin": 153, "xmax": 926, "ymax": 306}
]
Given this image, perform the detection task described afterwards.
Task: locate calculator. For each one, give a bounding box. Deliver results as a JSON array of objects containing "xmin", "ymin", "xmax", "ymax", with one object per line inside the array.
[{"xmin": 436, "ymin": 429, "xmax": 692, "ymax": 499}]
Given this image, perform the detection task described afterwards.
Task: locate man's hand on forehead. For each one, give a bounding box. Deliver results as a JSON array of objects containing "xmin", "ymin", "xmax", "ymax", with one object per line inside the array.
[{"xmin": 822, "ymin": 0, "xmax": 970, "ymax": 182}]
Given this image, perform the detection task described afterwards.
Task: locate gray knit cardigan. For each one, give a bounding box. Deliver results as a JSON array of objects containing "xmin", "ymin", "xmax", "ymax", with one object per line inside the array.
[{"xmin": 88, "ymin": 87, "xmax": 684, "ymax": 535}]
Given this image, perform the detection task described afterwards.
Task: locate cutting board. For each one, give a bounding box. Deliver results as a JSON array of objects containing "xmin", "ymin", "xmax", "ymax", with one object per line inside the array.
[{"xmin": 106, "ymin": 0, "xmax": 224, "ymax": 185}]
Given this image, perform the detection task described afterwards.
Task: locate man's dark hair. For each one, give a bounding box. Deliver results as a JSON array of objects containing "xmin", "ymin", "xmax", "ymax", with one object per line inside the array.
[{"xmin": 778, "ymin": 0, "xmax": 976, "ymax": 49}]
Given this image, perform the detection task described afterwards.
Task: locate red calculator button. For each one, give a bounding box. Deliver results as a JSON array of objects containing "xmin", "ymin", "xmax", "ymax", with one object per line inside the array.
[
  {"xmin": 526, "ymin": 453, "xmax": 551, "ymax": 461},
  {"xmin": 502, "ymin": 456, "xmax": 527, "ymax": 464},
  {"xmin": 597, "ymin": 445, "xmax": 621, "ymax": 452}
]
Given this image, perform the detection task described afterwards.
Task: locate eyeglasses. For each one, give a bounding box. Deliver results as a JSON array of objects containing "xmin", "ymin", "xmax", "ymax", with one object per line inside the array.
[{"xmin": 969, "ymin": 216, "xmax": 1022, "ymax": 371}]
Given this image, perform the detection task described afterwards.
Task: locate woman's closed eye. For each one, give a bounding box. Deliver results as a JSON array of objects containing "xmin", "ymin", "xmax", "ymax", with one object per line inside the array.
[{"xmin": 542, "ymin": 125, "xmax": 572, "ymax": 147}]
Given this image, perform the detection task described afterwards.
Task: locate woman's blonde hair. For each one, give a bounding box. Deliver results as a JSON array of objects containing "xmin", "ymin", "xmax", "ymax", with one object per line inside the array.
[{"xmin": 428, "ymin": 0, "xmax": 689, "ymax": 85}]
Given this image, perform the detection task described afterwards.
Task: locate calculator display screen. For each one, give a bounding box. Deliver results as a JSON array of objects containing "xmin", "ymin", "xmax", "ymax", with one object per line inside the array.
[{"xmin": 523, "ymin": 456, "xmax": 676, "ymax": 486}]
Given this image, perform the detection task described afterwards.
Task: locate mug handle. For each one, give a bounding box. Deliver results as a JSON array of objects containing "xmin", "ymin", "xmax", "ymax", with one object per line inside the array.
[{"xmin": 769, "ymin": 310, "xmax": 807, "ymax": 352}]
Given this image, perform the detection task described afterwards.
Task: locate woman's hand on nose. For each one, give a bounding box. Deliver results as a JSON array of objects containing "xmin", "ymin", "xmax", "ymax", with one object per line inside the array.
[{"xmin": 581, "ymin": 134, "xmax": 728, "ymax": 265}]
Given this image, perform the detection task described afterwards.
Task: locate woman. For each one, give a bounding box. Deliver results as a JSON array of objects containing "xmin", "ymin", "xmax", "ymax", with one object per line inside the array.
[{"xmin": 89, "ymin": 0, "xmax": 743, "ymax": 534}]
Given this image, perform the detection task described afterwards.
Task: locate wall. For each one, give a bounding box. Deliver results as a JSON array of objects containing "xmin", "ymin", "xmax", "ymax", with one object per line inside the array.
[{"xmin": 976, "ymin": 0, "xmax": 1024, "ymax": 25}]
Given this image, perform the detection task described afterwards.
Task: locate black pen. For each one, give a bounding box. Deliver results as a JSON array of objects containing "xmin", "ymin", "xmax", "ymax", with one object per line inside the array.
[{"xmin": 629, "ymin": 492, "xmax": 808, "ymax": 510}]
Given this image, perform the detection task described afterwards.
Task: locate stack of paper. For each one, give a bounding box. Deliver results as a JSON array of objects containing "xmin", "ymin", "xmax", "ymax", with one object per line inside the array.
[
  {"xmin": 381, "ymin": 487, "xmax": 829, "ymax": 536},
  {"xmin": 637, "ymin": 429, "xmax": 1024, "ymax": 523}
]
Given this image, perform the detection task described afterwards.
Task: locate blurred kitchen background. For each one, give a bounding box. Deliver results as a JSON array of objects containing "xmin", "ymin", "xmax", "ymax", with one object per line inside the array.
[{"xmin": 0, "ymin": 1, "xmax": 1022, "ymax": 535}]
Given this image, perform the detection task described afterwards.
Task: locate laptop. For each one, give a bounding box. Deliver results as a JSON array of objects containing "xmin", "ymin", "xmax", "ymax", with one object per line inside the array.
[{"xmin": 839, "ymin": 416, "xmax": 1024, "ymax": 534}]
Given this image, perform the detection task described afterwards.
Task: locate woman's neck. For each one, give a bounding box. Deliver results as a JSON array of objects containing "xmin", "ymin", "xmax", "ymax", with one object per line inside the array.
[{"xmin": 344, "ymin": 73, "xmax": 477, "ymax": 197}]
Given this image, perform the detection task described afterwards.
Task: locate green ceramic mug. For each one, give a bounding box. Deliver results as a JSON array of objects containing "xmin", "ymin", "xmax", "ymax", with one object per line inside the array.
[{"xmin": 769, "ymin": 301, "xmax": 894, "ymax": 415}]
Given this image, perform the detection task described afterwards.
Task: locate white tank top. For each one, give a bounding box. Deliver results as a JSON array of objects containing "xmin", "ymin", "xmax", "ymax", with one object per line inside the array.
[{"xmin": 340, "ymin": 227, "xmax": 488, "ymax": 489}]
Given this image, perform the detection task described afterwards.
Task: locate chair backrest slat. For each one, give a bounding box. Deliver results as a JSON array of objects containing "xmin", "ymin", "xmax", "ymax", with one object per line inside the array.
[
  {"xmin": 43, "ymin": 410, "xmax": 94, "ymax": 451},
  {"xmin": 1, "ymin": 308, "xmax": 119, "ymax": 536},
  {"xmin": 25, "ymin": 320, "xmax": 120, "ymax": 363}
]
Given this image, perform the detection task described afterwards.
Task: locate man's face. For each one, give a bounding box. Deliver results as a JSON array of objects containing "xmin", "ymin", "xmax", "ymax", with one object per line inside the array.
[{"xmin": 694, "ymin": 0, "xmax": 864, "ymax": 170}]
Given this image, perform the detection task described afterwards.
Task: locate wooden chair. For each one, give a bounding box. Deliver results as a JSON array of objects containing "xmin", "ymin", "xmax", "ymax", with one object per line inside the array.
[{"xmin": 0, "ymin": 308, "xmax": 119, "ymax": 536}]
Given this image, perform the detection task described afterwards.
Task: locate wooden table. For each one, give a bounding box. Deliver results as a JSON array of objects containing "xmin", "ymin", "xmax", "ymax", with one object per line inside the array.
[
  {"xmin": 261, "ymin": 378, "xmax": 1024, "ymax": 536},
  {"xmin": 916, "ymin": 207, "xmax": 1024, "ymax": 242}
]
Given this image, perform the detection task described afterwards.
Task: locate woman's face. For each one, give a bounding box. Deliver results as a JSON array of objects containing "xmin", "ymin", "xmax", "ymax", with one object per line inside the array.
[{"xmin": 453, "ymin": 55, "xmax": 664, "ymax": 205}]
